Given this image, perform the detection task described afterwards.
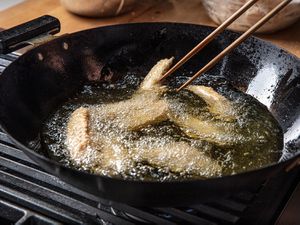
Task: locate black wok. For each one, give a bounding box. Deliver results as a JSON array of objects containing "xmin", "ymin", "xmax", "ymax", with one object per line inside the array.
[{"xmin": 0, "ymin": 16, "xmax": 299, "ymax": 206}]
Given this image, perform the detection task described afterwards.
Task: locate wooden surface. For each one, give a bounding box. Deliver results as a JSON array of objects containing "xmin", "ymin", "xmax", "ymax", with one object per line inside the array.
[{"xmin": 0, "ymin": 0, "xmax": 299, "ymax": 57}]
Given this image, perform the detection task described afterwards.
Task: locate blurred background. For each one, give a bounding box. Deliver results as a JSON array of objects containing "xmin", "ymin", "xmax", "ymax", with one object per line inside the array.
[{"xmin": 0, "ymin": 0, "xmax": 299, "ymax": 56}]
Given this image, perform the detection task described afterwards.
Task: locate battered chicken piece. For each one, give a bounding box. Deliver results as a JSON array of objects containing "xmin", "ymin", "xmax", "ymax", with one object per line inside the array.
[
  {"xmin": 169, "ymin": 85, "xmax": 277, "ymax": 149},
  {"xmin": 66, "ymin": 107, "xmax": 90, "ymax": 163},
  {"xmin": 186, "ymin": 85, "xmax": 236, "ymax": 121},
  {"xmin": 139, "ymin": 57, "xmax": 173, "ymax": 91},
  {"xmin": 91, "ymin": 91, "xmax": 168, "ymax": 131},
  {"xmin": 89, "ymin": 58, "xmax": 174, "ymax": 131},
  {"xmin": 66, "ymin": 107, "xmax": 133, "ymax": 174},
  {"xmin": 133, "ymin": 140, "xmax": 221, "ymax": 176},
  {"xmin": 167, "ymin": 86, "xmax": 245, "ymax": 146},
  {"xmin": 169, "ymin": 113, "xmax": 242, "ymax": 146}
]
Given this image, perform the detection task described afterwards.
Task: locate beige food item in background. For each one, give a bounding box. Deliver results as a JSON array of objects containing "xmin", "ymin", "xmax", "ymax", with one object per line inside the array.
[
  {"xmin": 202, "ymin": 0, "xmax": 300, "ymax": 33},
  {"xmin": 60, "ymin": 0, "xmax": 137, "ymax": 17}
]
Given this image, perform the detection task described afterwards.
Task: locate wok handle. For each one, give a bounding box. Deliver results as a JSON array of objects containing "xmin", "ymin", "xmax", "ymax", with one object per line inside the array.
[{"xmin": 0, "ymin": 15, "xmax": 60, "ymax": 54}]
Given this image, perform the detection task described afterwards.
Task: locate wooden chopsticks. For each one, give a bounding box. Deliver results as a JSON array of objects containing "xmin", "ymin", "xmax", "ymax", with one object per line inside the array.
[
  {"xmin": 159, "ymin": 0, "xmax": 293, "ymax": 91},
  {"xmin": 160, "ymin": 0, "xmax": 260, "ymax": 82}
]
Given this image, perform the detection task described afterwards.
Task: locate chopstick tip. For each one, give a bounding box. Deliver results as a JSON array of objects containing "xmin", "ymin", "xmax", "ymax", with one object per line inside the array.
[{"xmin": 176, "ymin": 84, "xmax": 185, "ymax": 92}]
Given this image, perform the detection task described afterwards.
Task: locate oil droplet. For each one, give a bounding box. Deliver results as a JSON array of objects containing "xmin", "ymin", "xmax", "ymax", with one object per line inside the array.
[
  {"xmin": 37, "ymin": 53, "xmax": 44, "ymax": 61},
  {"xmin": 63, "ymin": 42, "xmax": 69, "ymax": 50}
]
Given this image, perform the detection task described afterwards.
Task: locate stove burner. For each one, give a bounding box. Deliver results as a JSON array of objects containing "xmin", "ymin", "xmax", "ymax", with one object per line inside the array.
[
  {"xmin": 96, "ymin": 213, "xmax": 113, "ymax": 225},
  {"xmin": 110, "ymin": 206, "xmax": 150, "ymax": 224}
]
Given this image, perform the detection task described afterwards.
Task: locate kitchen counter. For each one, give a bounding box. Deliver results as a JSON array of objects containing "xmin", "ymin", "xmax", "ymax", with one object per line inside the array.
[{"xmin": 0, "ymin": 0, "xmax": 299, "ymax": 57}]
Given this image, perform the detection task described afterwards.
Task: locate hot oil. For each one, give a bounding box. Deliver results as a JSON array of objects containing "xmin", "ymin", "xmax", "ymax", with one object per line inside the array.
[{"xmin": 42, "ymin": 73, "xmax": 283, "ymax": 181}]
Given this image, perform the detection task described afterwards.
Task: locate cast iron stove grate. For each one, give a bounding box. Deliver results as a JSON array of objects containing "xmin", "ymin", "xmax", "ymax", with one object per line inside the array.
[{"xmin": 0, "ymin": 53, "xmax": 299, "ymax": 225}]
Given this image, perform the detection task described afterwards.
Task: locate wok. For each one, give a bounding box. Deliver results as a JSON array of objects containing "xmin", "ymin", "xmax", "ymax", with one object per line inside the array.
[{"xmin": 0, "ymin": 16, "xmax": 299, "ymax": 206}]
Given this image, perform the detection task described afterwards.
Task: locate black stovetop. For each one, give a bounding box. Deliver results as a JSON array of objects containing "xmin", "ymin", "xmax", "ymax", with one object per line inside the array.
[{"xmin": 0, "ymin": 53, "xmax": 299, "ymax": 225}]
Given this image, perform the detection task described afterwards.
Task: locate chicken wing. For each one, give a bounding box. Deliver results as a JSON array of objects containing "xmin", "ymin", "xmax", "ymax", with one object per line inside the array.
[
  {"xmin": 132, "ymin": 139, "xmax": 221, "ymax": 177},
  {"xmin": 90, "ymin": 91, "xmax": 169, "ymax": 131},
  {"xmin": 66, "ymin": 106, "xmax": 133, "ymax": 175}
]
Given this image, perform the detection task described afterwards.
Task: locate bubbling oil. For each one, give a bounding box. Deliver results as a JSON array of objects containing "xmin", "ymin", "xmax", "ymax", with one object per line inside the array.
[
  {"xmin": 42, "ymin": 73, "xmax": 141, "ymax": 169},
  {"xmin": 42, "ymin": 74, "xmax": 283, "ymax": 181}
]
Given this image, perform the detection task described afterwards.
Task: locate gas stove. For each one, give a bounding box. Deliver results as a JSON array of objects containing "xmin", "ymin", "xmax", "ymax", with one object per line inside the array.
[{"xmin": 0, "ymin": 53, "xmax": 299, "ymax": 225}]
